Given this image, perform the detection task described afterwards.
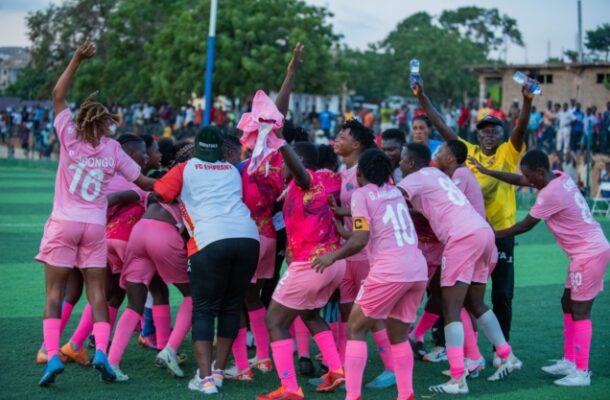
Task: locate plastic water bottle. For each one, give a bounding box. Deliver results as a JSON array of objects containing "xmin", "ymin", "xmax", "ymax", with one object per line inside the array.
[
  {"xmin": 512, "ymin": 71, "xmax": 542, "ymax": 96},
  {"xmin": 409, "ymin": 59, "xmax": 421, "ymax": 86}
]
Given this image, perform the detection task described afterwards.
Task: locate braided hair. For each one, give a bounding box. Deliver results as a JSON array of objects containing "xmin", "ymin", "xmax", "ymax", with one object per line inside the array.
[
  {"xmin": 172, "ymin": 141, "xmax": 195, "ymax": 167},
  {"xmin": 75, "ymin": 92, "xmax": 119, "ymax": 145},
  {"xmin": 358, "ymin": 148, "xmax": 393, "ymax": 187}
]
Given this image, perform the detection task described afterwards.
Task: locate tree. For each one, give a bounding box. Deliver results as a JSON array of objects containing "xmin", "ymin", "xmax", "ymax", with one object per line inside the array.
[
  {"xmin": 148, "ymin": 0, "xmax": 344, "ymax": 104},
  {"xmin": 14, "ymin": 0, "xmax": 344, "ymax": 106},
  {"xmin": 564, "ymin": 50, "xmax": 579, "ymax": 63},
  {"xmin": 585, "ymin": 23, "xmax": 610, "ymax": 61},
  {"xmin": 23, "ymin": 0, "xmax": 119, "ymax": 101},
  {"xmin": 439, "ymin": 6, "xmax": 524, "ymax": 56},
  {"xmin": 377, "ymin": 12, "xmax": 488, "ymax": 101}
]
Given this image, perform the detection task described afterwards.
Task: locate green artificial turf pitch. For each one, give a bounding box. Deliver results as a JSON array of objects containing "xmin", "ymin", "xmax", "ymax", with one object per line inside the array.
[{"xmin": 0, "ymin": 160, "xmax": 609, "ymax": 399}]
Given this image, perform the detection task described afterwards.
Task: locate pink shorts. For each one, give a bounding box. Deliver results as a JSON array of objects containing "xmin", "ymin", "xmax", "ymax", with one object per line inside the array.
[
  {"xmin": 251, "ymin": 235, "xmax": 277, "ymax": 283},
  {"xmin": 441, "ymin": 227, "xmax": 495, "ymax": 287},
  {"xmin": 107, "ymin": 239, "xmax": 128, "ymax": 274},
  {"xmin": 565, "ymin": 248, "xmax": 610, "ymax": 301},
  {"xmin": 272, "ymin": 259, "xmax": 346, "ymax": 310},
  {"xmin": 471, "ymin": 242, "xmax": 499, "ymax": 284},
  {"xmin": 339, "ymin": 258, "xmax": 370, "ymax": 304},
  {"xmin": 355, "ymin": 279, "xmax": 427, "ymax": 323},
  {"xmin": 120, "ymin": 219, "xmax": 188, "ymax": 288},
  {"xmin": 36, "ymin": 218, "xmax": 107, "ymax": 268}
]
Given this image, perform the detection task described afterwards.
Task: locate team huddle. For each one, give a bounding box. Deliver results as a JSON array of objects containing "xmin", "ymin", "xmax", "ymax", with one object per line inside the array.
[{"xmin": 35, "ymin": 40, "xmax": 609, "ymax": 399}]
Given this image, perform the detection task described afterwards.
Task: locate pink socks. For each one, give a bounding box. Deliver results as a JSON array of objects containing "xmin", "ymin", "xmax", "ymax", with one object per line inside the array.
[
  {"xmin": 153, "ymin": 304, "xmax": 171, "ymax": 350},
  {"xmin": 313, "ymin": 330, "xmax": 342, "ymax": 371},
  {"xmin": 270, "ymin": 339, "xmax": 298, "ymax": 392},
  {"xmin": 168, "ymin": 297, "xmax": 192, "ymax": 352},
  {"xmin": 43, "ymin": 318, "xmax": 61, "ymax": 359},
  {"xmin": 446, "ymin": 346, "xmax": 465, "ymax": 379},
  {"xmin": 60, "ymin": 302, "xmax": 75, "ymax": 333},
  {"xmin": 294, "ymin": 317, "xmax": 310, "ymax": 358},
  {"xmin": 372, "ymin": 328, "xmax": 394, "ymax": 371},
  {"xmin": 391, "ymin": 341, "xmax": 415, "ymax": 400},
  {"xmin": 461, "ymin": 308, "xmax": 482, "ymax": 360},
  {"xmin": 249, "ymin": 307, "xmax": 270, "ymax": 359},
  {"xmin": 345, "ymin": 340, "xmax": 367, "ymax": 400},
  {"xmin": 71, "ymin": 303, "xmax": 93, "ymax": 348},
  {"xmin": 93, "ymin": 321, "xmax": 111, "ymax": 353},
  {"xmin": 232, "ymin": 327, "xmax": 250, "ymax": 371},
  {"xmin": 412, "ymin": 311, "xmax": 440, "ymax": 342},
  {"xmin": 574, "ymin": 319, "xmax": 592, "ymax": 371},
  {"xmin": 563, "ymin": 313, "xmax": 575, "ymax": 362},
  {"xmin": 108, "ymin": 308, "xmax": 141, "ymax": 364}
]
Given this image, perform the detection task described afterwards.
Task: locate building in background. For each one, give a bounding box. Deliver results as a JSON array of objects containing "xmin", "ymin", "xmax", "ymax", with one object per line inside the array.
[
  {"xmin": 468, "ymin": 63, "xmax": 610, "ymax": 111},
  {"xmin": 0, "ymin": 47, "xmax": 30, "ymax": 91}
]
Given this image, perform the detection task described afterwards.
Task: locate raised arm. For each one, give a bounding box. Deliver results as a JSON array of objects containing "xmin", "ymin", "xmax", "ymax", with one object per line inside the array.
[
  {"xmin": 275, "ymin": 43, "xmax": 303, "ymax": 116},
  {"xmin": 52, "ymin": 38, "xmax": 96, "ymax": 115},
  {"xmin": 278, "ymin": 143, "xmax": 310, "ymax": 190},
  {"xmin": 412, "ymin": 82, "xmax": 458, "ymax": 141},
  {"xmin": 509, "ymin": 88, "xmax": 534, "ymax": 151},
  {"xmin": 495, "ymin": 214, "xmax": 540, "ymax": 239},
  {"xmin": 467, "ymin": 156, "xmax": 532, "ymax": 187}
]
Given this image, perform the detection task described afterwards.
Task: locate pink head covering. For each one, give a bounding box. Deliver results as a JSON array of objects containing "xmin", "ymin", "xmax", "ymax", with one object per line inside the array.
[{"xmin": 238, "ymin": 90, "xmax": 286, "ymax": 174}]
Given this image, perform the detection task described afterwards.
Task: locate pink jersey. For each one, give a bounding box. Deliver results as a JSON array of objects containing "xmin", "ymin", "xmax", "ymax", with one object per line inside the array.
[
  {"xmin": 51, "ymin": 109, "xmax": 141, "ymax": 225},
  {"xmin": 350, "ymin": 183, "xmax": 427, "ymax": 283},
  {"xmin": 530, "ymin": 171, "xmax": 610, "ymax": 259},
  {"xmin": 316, "ymin": 168, "xmax": 341, "ymax": 204},
  {"xmin": 241, "ymin": 151, "xmax": 284, "ymax": 238},
  {"xmin": 283, "ymin": 170, "xmax": 340, "ymax": 262},
  {"xmin": 340, "ymin": 164, "xmax": 368, "ymax": 261},
  {"xmin": 398, "ymin": 167, "xmax": 488, "ymax": 244},
  {"xmin": 452, "ymin": 166, "xmax": 486, "ymax": 219}
]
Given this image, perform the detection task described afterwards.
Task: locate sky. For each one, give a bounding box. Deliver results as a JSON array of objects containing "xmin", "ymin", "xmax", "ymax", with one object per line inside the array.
[{"xmin": 0, "ymin": 0, "xmax": 608, "ymax": 63}]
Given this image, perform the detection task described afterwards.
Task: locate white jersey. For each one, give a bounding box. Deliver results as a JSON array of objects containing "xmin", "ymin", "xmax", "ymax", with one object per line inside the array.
[{"xmin": 154, "ymin": 158, "xmax": 259, "ymax": 255}]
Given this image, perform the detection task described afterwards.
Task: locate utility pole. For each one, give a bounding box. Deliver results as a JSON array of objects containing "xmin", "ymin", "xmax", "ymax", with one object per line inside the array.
[{"xmin": 202, "ymin": 0, "xmax": 218, "ymax": 126}]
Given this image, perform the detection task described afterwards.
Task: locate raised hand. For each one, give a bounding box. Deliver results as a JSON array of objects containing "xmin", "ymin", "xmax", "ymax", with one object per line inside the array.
[
  {"xmin": 74, "ymin": 38, "xmax": 96, "ymax": 62},
  {"xmin": 287, "ymin": 42, "xmax": 304, "ymax": 75},
  {"xmin": 411, "ymin": 81, "xmax": 423, "ymax": 97},
  {"xmin": 521, "ymin": 85, "xmax": 534, "ymax": 100}
]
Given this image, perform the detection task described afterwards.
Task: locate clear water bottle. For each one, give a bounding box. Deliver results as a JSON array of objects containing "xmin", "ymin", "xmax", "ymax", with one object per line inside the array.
[
  {"xmin": 409, "ymin": 59, "xmax": 421, "ymax": 86},
  {"xmin": 512, "ymin": 71, "xmax": 542, "ymax": 96}
]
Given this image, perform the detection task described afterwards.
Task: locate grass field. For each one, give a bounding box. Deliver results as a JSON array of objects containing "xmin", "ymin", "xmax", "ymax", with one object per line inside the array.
[{"xmin": 1, "ymin": 159, "xmax": 609, "ymax": 400}]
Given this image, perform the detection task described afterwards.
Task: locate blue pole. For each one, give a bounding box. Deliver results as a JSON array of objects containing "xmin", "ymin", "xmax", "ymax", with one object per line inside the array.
[{"xmin": 203, "ymin": 0, "xmax": 218, "ymax": 126}]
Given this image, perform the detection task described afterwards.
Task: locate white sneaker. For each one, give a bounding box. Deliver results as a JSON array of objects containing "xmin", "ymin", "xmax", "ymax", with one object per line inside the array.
[
  {"xmin": 429, "ymin": 373, "xmax": 469, "ymax": 394},
  {"xmin": 110, "ymin": 364, "xmax": 129, "ymax": 382},
  {"xmin": 188, "ymin": 371, "xmax": 219, "ymax": 394},
  {"xmin": 248, "ymin": 356, "xmax": 273, "ymax": 372},
  {"xmin": 466, "ymin": 357, "xmax": 486, "ymax": 378},
  {"xmin": 211, "ymin": 361, "xmax": 224, "ymax": 388},
  {"xmin": 554, "ymin": 370, "xmax": 591, "ymax": 387},
  {"xmin": 488, "ymin": 353, "xmax": 522, "ymax": 381},
  {"xmin": 156, "ymin": 346, "xmax": 184, "ymax": 378},
  {"xmin": 542, "ymin": 358, "xmax": 576, "ymax": 376},
  {"xmin": 423, "ymin": 346, "xmax": 447, "ymax": 363},
  {"xmin": 223, "ymin": 364, "xmax": 254, "ymax": 381}
]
